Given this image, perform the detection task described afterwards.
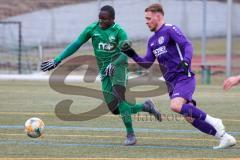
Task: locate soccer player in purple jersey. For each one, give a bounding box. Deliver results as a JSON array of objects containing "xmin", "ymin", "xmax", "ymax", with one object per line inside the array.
[{"xmin": 121, "ymin": 3, "xmax": 236, "ymax": 149}]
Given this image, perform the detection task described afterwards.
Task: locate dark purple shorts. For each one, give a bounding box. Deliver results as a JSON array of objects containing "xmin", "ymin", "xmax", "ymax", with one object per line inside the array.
[{"xmin": 169, "ymin": 77, "xmax": 196, "ymax": 101}]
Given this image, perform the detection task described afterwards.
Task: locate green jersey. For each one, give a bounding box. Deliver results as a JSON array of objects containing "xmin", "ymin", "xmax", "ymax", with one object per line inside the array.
[{"xmin": 54, "ymin": 22, "xmax": 128, "ymax": 74}]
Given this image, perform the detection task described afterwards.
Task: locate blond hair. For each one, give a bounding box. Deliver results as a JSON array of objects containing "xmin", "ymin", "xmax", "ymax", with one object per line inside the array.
[{"xmin": 145, "ymin": 3, "xmax": 164, "ymax": 16}]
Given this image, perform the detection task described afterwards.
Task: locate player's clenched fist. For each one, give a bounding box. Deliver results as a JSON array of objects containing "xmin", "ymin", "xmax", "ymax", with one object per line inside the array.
[{"xmin": 120, "ymin": 41, "xmax": 137, "ymax": 58}]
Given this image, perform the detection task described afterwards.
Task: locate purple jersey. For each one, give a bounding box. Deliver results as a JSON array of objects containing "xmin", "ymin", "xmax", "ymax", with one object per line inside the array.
[{"xmin": 132, "ymin": 23, "xmax": 194, "ymax": 83}]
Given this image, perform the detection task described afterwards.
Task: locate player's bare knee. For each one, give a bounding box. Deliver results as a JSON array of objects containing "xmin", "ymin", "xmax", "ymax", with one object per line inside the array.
[
  {"xmin": 108, "ymin": 105, "xmax": 120, "ymax": 115},
  {"xmin": 170, "ymin": 104, "xmax": 181, "ymax": 113},
  {"xmin": 107, "ymin": 99, "xmax": 120, "ymax": 115},
  {"xmin": 170, "ymin": 103, "xmax": 181, "ymax": 113},
  {"xmin": 110, "ymin": 109, "xmax": 120, "ymax": 115},
  {"xmin": 170, "ymin": 98, "xmax": 186, "ymax": 113}
]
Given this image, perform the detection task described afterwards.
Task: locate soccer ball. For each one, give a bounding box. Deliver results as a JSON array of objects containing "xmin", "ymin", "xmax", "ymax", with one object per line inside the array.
[{"xmin": 24, "ymin": 117, "xmax": 45, "ymax": 138}]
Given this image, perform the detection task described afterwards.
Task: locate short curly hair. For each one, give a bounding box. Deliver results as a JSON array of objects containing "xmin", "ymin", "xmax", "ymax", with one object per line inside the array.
[{"xmin": 100, "ymin": 5, "xmax": 115, "ymax": 19}]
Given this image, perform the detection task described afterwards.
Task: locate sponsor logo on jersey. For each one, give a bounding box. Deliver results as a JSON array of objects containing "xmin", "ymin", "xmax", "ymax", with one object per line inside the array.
[
  {"xmin": 98, "ymin": 42, "xmax": 116, "ymax": 51},
  {"xmin": 109, "ymin": 35, "xmax": 116, "ymax": 42},
  {"xmin": 158, "ymin": 36, "xmax": 164, "ymax": 45},
  {"xmin": 153, "ymin": 46, "xmax": 167, "ymax": 57}
]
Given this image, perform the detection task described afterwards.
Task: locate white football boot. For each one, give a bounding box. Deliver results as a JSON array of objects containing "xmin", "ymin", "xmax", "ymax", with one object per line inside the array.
[
  {"xmin": 213, "ymin": 119, "xmax": 237, "ymax": 149},
  {"xmin": 214, "ymin": 119, "xmax": 225, "ymax": 138},
  {"xmin": 214, "ymin": 133, "xmax": 237, "ymax": 149}
]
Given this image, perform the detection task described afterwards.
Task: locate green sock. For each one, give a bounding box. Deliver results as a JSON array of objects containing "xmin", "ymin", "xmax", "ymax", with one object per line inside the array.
[
  {"xmin": 130, "ymin": 103, "xmax": 144, "ymax": 114},
  {"xmin": 118, "ymin": 101, "xmax": 134, "ymax": 134}
]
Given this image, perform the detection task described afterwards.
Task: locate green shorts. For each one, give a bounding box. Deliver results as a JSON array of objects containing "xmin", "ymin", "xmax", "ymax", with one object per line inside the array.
[{"xmin": 101, "ymin": 64, "xmax": 128, "ymax": 104}]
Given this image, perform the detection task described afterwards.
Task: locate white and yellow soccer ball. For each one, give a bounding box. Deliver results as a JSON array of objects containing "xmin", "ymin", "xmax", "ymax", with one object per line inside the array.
[{"xmin": 24, "ymin": 117, "xmax": 45, "ymax": 138}]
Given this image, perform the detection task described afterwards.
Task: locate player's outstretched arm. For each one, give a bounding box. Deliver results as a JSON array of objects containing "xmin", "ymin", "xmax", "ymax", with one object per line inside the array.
[
  {"xmin": 40, "ymin": 40, "xmax": 80, "ymax": 72},
  {"xmin": 120, "ymin": 41, "xmax": 155, "ymax": 69},
  {"xmin": 223, "ymin": 75, "xmax": 240, "ymax": 90},
  {"xmin": 41, "ymin": 24, "xmax": 92, "ymax": 72},
  {"xmin": 40, "ymin": 40, "xmax": 83, "ymax": 72}
]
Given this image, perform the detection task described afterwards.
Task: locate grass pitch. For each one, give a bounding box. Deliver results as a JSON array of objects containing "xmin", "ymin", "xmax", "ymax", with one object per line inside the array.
[{"xmin": 0, "ymin": 80, "xmax": 239, "ymax": 159}]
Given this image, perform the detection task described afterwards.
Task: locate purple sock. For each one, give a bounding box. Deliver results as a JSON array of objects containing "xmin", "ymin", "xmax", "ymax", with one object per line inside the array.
[
  {"xmin": 180, "ymin": 104, "xmax": 207, "ymax": 120},
  {"xmin": 192, "ymin": 119, "xmax": 216, "ymax": 136}
]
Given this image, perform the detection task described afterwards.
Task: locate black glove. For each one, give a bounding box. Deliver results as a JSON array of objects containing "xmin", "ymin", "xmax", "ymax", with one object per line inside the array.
[
  {"xmin": 41, "ymin": 59, "xmax": 60, "ymax": 72},
  {"xmin": 105, "ymin": 63, "xmax": 115, "ymax": 77},
  {"xmin": 120, "ymin": 41, "xmax": 132, "ymax": 51},
  {"xmin": 177, "ymin": 60, "xmax": 189, "ymax": 75},
  {"xmin": 119, "ymin": 41, "xmax": 137, "ymax": 58}
]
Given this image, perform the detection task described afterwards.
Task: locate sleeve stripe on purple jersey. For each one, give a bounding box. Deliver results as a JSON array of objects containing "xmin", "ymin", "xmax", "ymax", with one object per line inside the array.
[
  {"xmin": 176, "ymin": 43, "xmax": 183, "ymax": 60},
  {"xmin": 176, "ymin": 43, "xmax": 191, "ymax": 77}
]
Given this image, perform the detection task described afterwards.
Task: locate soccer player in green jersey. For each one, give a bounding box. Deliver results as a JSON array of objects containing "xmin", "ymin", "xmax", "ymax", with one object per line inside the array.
[{"xmin": 41, "ymin": 5, "xmax": 161, "ymax": 145}]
